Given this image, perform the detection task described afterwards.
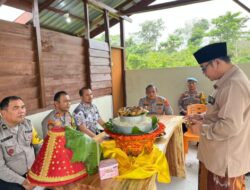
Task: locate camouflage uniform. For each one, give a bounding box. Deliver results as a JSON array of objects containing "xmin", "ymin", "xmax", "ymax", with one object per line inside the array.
[{"xmin": 138, "ymin": 96, "xmax": 173, "ymax": 115}]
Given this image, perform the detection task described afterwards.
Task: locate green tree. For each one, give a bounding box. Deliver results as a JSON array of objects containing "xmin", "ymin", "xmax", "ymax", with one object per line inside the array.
[
  {"xmin": 209, "ymin": 12, "xmax": 249, "ymax": 42},
  {"xmin": 208, "ymin": 12, "xmax": 249, "ymax": 57},
  {"xmin": 125, "ymin": 11, "xmax": 250, "ymax": 69},
  {"xmin": 188, "ymin": 19, "xmax": 209, "ymax": 47},
  {"xmin": 159, "ymin": 29, "xmax": 184, "ymax": 53},
  {"xmin": 135, "ymin": 19, "xmax": 165, "ymax": 49}
]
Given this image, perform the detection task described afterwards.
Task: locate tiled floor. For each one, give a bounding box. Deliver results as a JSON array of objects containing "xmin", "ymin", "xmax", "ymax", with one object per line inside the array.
[{"xmin": 157, "ymin": 144, "xmax": 250, "ymax": 190}]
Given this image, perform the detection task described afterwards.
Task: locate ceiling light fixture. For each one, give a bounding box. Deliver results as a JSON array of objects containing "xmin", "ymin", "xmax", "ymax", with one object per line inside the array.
[{"xmin": 63, "ymin": 12, "xmax": 71, "ymax": 23}]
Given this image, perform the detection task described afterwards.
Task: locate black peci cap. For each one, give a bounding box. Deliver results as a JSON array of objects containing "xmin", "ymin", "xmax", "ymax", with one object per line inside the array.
[{"xmin": 193, "ymin": 42, "xmax": 227, "ymax": 64}]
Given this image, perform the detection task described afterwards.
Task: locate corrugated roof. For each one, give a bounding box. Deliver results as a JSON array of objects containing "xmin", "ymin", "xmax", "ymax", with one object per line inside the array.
[{"xmin": 38, "ymin": 0, "xmax": 140, "ymax": 37}]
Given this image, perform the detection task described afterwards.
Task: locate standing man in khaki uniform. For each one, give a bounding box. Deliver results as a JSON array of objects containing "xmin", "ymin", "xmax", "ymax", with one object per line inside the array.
[
  {"xmin": 0, "ymin": 96, "xmax": 43, "ymax": 190},
  {"xmin": 188, "ymin": 42, "xmax": 250, "ymax": 190}
]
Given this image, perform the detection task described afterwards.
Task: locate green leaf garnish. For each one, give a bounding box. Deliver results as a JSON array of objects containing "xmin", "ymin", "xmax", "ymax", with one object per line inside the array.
[
  {"xmin": 152, "ymin": 116, "xmax": 159, "ymax": 129},
  {"xmin": 131, "ymin": 126, "xmax": 145, "ymax": 134},
  {"xmin": 65, "ymin": 127, "xmax": 102, "ymax": 175}
]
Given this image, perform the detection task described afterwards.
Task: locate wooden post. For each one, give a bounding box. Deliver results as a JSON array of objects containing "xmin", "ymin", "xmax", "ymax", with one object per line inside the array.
[
  {"xmin": 83, "ymin": 0, "xmax": 91, "ymax": 89},
  {"xmin": 103, "ymin": 10, "xmax": 110, "ymax": 45},
  {"xmin": 103, "ymin": 9, "xmax": 112, "ymax": 70},
  {"xmin": 83, "ymin": 0, "xmax": 90, "ymax": 40},
  {"xmin": 104, "ymin": 9, "xmax": 116, "ymax": 112},
  {"xmin": 120, "ymin": 18, "xmax": 127, "ymax": 106},
  {"xmin": 32, "ymin": 0, "xmax": 46, "ymax": 108}
]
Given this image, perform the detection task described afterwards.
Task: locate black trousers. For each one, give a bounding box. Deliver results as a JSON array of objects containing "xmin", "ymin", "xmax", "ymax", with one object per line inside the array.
[{"xmin": 0, "ymin": 179, "xmax": 25, "ymax": 190}]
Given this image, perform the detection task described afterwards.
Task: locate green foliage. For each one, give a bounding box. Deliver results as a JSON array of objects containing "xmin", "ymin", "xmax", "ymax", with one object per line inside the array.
[
  {"xmin": 159, "ymin": 31, "xmax": 183, "ymax": 53},
  {"xmin": 65, "ymin": 127, "xmax": 102, "ymax": 175},
  {"xmin": 208, "ymin": 12, "xmax": 249, "ymax": 42},
  {"xmin": 188, "ymin": 19, "xmax": 209, "ymax": 47},
  {"xmin": 103, "ymin": 119, "xmax": 119, "ymax": 133},
  {"xmin": 136, "ymin": 19, "xmax": 165, "ymax": 49},
  {"xmin": 124, "ymin": 12, "xmax": 250, "ymax": 70}
]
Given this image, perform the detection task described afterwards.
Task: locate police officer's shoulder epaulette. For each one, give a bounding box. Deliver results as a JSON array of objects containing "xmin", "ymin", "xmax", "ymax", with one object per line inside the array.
[
  {"xmin": 0, "ymin": 120, "xmax": 8, "ymax": 130},
  {"xmin": 1, "ymin": 123, "xmax": 8, "ymax": 130},
  {"xmin": 22, "ymin": 118, "xmax": 32, "ymax": 127},
  {"xmin": 157, "ymin": 96, "xmax": 165, "ymax": 102}
]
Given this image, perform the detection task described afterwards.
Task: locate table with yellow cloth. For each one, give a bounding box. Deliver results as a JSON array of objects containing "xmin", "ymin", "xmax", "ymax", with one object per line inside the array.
[{"xmin": 53, "ymin": 115, "xmax": 185, "ymax": 190}]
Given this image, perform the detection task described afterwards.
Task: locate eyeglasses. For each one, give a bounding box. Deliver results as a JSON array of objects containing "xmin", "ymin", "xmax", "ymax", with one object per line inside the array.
[{"xmin": 200, "ymin": 61, "xmax": 213, "ymax": 72}]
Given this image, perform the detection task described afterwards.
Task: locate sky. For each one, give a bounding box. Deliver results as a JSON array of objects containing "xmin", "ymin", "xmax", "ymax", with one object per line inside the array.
[
  {"xmin": 0, "ymin": 5, "xmax": 24, "ymax": 21},
  {"xmin": 110, "ymin": 0, "xmax": 250, "ymax": 40}
]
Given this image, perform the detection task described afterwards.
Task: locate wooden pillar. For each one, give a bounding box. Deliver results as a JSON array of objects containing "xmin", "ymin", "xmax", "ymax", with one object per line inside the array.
[
  {"xmin": 32, "ymin": 0, "xmax": 46, "ymax": 108},
  {"xmin": 104, "ymin": 9, "xmax": 116, "ymax": 112},
  {"xmin": 103, "ymin": 9, "xmax": 112, "ymax": 71},
  {"xmin": 83, "ymin": 0, "xmax": 91, "ymax": 88},
  {"xmin": 83, "ymin": 0, "xmax": 90, "ymax": 40},
  {"xmin": 103, "ymin": 10, "xmax": 110, "ymax": 45},
  {"xmin": 120, "ymin": 18, "xmax": 127, "ymax": 106}
]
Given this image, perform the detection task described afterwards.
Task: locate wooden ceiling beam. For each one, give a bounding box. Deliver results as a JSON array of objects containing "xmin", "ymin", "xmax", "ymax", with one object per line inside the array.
[
  {"xmin": 233, "ymin": 0, "xmax": 250, "ymax": 13},
  {"xmin": 121, "ymin": 0, "xmax": 155, "ymax": 15},
  {"xmin": 0, "ymin": 0, "xmax": 7, "ymax": 6},
  {"xmin": 89, "ymin": 0, "xmax": 155, "ymax": 37},
  {"xmin": 39, "ymin": 0, "xmax": 56, "ymax": 12},
  {"xmin": 3, "ymin": 0, "xmax": 32, "ymax": 12},
  {"xmin": 87, "ymin": 0, "xmax": 137, "ymax": 31},
  {"xmin": 86, "ymin": 0, "xmax": 132, "ymax": 22},
  {"xmin": 122, "ymin": 0, "xmax": 214, "ymax": 14}
]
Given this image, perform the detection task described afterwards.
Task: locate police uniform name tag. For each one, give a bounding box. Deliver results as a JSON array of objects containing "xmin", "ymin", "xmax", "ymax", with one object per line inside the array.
[{"xmin": 0, "ymin": 135, "xmax": 13, "ymax": 142}]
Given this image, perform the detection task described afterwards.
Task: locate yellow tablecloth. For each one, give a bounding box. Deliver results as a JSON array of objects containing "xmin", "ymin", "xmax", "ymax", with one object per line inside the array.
[{"xmin": 101, "ymin": 140, "xmax": 171, "ymax": 183}]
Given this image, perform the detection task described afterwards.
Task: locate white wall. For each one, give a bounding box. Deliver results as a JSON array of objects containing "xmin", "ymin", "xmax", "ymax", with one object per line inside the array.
[
  {"xmin": 27, "ymin": 95, "xmax": 113, "ymax": 136},
  {"xmin": 126, "ymin": 63, "xmax": 250, "ymax": 114}
]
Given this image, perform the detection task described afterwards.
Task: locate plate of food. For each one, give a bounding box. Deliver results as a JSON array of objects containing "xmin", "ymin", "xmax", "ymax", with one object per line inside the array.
[{"xmin": 104, "ymin": 107, "xmax": 159, "ymax": 135}]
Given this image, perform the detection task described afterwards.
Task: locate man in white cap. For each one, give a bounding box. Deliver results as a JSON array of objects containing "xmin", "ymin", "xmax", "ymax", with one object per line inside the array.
[
  {"xmin": 178, "ymin": 77, "xmax": 206, "ymax": 116},
  {"xmin": 178, "ymin": 77, "xmax": 206, "ymax": 133},
  {"xmin": 188, "ymin": 42, "xmax": 250, "ymax": 189}
]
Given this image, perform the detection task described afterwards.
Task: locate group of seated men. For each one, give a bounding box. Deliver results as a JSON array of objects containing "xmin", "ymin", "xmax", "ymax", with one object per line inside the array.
[
  {"xmin": 41, "ymin": 87, "xmax": 105, "ymax": 139},
  {"xmin": 0, "ymin": 87, "xmax": 105, "ymax": 190},
  {"xmin": 139, "ymin": 77, "xmax": 205, "ymax": 117},
  {"xmin": 0, "ymin": 80, "xmax": 204, "ymax": 189}
]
